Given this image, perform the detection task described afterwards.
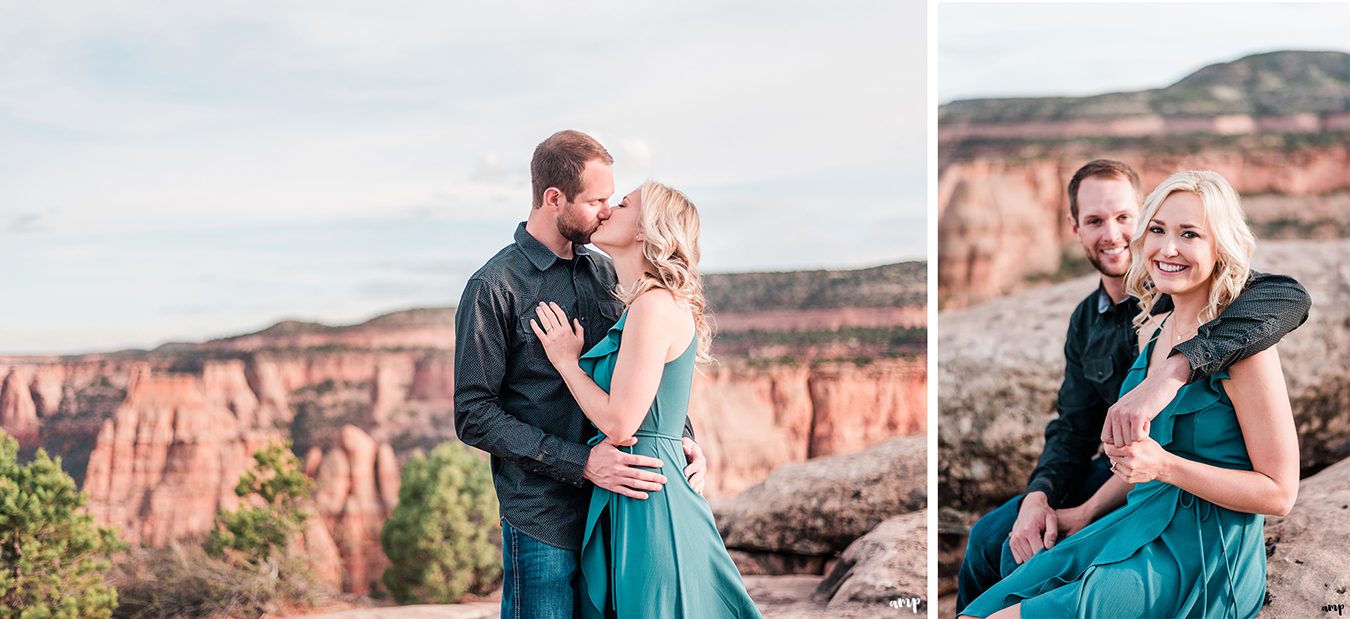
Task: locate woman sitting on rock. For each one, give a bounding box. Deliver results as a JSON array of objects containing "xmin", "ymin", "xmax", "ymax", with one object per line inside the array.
[{"xmin": 960, "ymin": 170, "xmax": 1300, "ymax": 619}]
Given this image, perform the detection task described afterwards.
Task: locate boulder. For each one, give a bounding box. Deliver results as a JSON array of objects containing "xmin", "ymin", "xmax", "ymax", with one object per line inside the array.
[
  {"xmin": 815, "ymin": 511, "xmax": 927, "ymax": 612},
  {"xmin": 1264, "ymin": 454, "xmax": 1350, "ymax": 618},
  {"xmin": 714, "ymin": 435, "xmax": 926, "ymax": 556}
]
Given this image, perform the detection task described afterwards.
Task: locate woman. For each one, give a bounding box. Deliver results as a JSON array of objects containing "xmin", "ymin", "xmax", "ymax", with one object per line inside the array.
[
  {"xmin": 961, "ymin": 171, "xmax": 1300, "ymax": 618},
  {"xmin": 531, "ymin": 181, "xmax": 761, "ymax": 618}
]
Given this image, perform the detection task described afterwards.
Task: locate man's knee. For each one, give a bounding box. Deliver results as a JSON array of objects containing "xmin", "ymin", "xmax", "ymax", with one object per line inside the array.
[{"xmin": 966, "ymin": 500, "xmax": 1019, "ymax": 563}]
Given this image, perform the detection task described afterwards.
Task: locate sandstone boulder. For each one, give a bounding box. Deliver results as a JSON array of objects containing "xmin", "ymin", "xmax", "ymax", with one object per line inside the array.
[
  {"xmin": 714, "ymin": 435, "xmax": 926, "ymax": 556},
  {"xmin": 1264, "ymin": 455, "xmax": 1350, "ymax": 618},
  {"xmin": 815, "ymin": 511, "xmax": 926, "ymax": 612}
]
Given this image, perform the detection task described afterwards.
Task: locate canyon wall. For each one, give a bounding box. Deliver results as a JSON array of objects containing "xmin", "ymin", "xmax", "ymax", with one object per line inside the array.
[
  {"xmin": 938, "ymin": 141, "xmax": 1350, "ymax": 308},
  {"xmin": 937, "ymin": 50, "xmax": 1350, "ymax": 309},
  {"xmin": 1, "ymin": 289, "xmax": 926, "ymax": 595}
]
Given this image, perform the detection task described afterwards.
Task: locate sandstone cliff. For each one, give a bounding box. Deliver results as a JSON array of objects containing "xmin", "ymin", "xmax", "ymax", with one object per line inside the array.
[
  {"xmin": 939, "ymin": 141, "xmax": 1349, "ymax": 307},
  {"xmin": 1, "ymin": 262, "xmax": 926, "ymax": 596},
  {"xmin": 938, "ymin": 50, "xmax": 1350, "ymax": 308}
]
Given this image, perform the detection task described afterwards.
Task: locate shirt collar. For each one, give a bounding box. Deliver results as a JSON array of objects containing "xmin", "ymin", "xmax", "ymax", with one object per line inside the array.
[
  {"xmin": 1095, "ymin": 281, "xmax": 1136, "ymax": 315},
  {"xmin": 514, "ymin": 222, "xmax": 592, "ymax": 271}
]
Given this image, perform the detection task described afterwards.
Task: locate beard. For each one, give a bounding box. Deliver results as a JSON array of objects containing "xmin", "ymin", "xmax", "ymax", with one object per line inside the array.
[
  {"xmin": 1085, "ymin": 247, "xmax": 1130, "ymax": 278},
  {"xmin": 557, "ymin": 204, "xmax": 598, "ymax": 245}
]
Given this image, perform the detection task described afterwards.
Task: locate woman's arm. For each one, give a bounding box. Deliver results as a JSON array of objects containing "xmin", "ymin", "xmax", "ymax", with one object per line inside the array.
[
  {"xmin": 533, "ymin": 290, "xmax": 689, "ymax": 442},
  {"xmin": 1167, "ymin": 345, "xmax": 1299, "ymax": 515},
  {"xmin": 1107, "ymin": 345, "xmax": 1299, "ymax": 517},
  {"xmin": 1056, "ymin": 475, "xmax": 1132, "ymax": 537}
]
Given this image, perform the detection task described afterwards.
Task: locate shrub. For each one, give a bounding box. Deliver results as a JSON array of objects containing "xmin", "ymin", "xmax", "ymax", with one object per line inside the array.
[
  {"xmin": 0, "ymin": 430, "xmax": 124, "ymax": 618},
  {"xmin": 381, "ymin": 442, "xmax": 500, "ymax": 603},
  {"xmin": 205, "ymin": 441, "xmax": 314, "ymax": 567}
]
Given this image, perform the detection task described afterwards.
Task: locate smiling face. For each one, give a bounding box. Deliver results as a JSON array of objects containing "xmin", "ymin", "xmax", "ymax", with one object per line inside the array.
[
  {"xmin": 1071, "ymin": 175, "xmax": 1139, "ymax": 278},
  {"xmin": 555, "ymin": 159, "xmax": 615, "ymax": 245},
  {"xmin": 1142, "ymin": 191, "xmax": 1217, "ymax": 297},
  {"xmin": 591, "ymin": 186, "xmax": 643, "ymax": 254}
]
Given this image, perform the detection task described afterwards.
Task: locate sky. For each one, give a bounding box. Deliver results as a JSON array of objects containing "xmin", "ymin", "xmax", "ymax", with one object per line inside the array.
[
  {"xmin": 0, "ymin": 1, "xmax": 927, "ymax": 354},
  {"xmin": 940, "ymin": 2, "xmax": 1350, "ymax": 103}
]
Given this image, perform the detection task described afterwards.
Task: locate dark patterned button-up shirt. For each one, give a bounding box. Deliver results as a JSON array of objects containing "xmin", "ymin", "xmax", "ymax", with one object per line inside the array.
[{"xmin": 454, "ymin": 222, "xmax": 705, "ymax": 550}]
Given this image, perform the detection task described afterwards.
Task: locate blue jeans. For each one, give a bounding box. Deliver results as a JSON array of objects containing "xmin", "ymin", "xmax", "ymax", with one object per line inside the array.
[
  {"xmin": 955, "ymin": 455, "xmax": 1113, "ymax": 613},
  {"xmin": 500, "ymin": 518, "xmax": 579, "ymax": 619}
]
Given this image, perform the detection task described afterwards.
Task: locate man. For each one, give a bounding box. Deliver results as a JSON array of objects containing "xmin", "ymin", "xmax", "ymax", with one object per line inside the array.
[
  {"xmin": 454, "ymin": 130, "xmax": 707, "ymax": 617},
  {"xmin": 954, "ymin": 159, "xmax": 1311, "ymax": 612}
]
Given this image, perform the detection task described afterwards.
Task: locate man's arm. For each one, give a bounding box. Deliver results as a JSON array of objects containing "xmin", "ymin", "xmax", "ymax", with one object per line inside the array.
[
  {"xmin": 1103, "ymin": 272, "xmax": 1311, "ymax": 445},
  {"xmin": 1011, "ymin": 308, "xmax": 1108, "ymax": 563},
  {"xmin": 1026, "ymin": 309, "xmax": 1109, "ymax": 507},
  {"xmin": 453, "ymin": 278, "xmax": 591, "ymax": 487},
  {"xmin": 1172, "ymin": 272, "xmax": 1310, "ymax": 381}
]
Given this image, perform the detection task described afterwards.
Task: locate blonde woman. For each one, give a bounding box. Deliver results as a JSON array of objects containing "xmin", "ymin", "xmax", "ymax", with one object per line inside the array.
[
  {"xmin": 532, "ymin": 181, "xmax": 760, "ymax": 618},
  {"xmin": 961, "ymin": 171, "xmax": 1300, "ymax": 618}
]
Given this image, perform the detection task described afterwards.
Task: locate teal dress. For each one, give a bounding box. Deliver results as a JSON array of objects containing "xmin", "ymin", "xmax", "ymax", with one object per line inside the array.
[
  {"xmin": 963, "ymin": 331, "xmax": 1267, "ymax": 618},
  {"xmin": 577, "ymin": 312, "xmax": 761, "ymax": 618}
]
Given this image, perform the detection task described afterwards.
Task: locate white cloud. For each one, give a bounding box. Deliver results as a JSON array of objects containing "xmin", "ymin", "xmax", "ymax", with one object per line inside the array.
[{"xmin": 0, "ymin": 1, "xmax": 926, "ymax": 353}]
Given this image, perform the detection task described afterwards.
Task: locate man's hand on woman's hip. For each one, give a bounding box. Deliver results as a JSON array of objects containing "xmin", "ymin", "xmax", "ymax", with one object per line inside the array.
[
  {"xmin": 584, "ymin": 437, "xmax": 667, "ymax": 499},
  {"xmin": 682, "ymin": 438, "xmax": 707, "ymax": 495}
]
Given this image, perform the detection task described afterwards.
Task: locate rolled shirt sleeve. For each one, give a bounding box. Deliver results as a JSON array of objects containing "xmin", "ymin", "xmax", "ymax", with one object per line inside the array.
[{"xmin": 1171, "ymin": 271, "xmax": 1311, "ymax": 382}]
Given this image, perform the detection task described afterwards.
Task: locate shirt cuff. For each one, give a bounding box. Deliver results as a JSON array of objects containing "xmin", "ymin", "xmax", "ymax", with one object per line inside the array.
[
  {"xmin": 1171, "ymin": 337, "xmax": 1215, "ymax": 383},
  {"xmin": 552, "ymin": 439, "xmax": 591, "ymax": 488},
  {"xmin": 1025, "ymin": 477, "xmax": 1057, "ymax": 505}
]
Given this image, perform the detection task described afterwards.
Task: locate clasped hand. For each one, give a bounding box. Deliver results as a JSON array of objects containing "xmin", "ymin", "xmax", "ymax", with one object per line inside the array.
[
  {"xmin": 1104, "ymin": 435, "xmax": 1172, "ymax": 484},
  {"xmin": 530, "ymin": 301, "xmax": 585, "ymax": 370}
]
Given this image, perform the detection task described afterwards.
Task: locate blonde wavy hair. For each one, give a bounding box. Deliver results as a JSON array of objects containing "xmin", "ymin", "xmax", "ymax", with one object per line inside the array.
[
  {"xmin": 614, "ymin": 180, "xmax": 715, "ymax": 364},
  {"xmin": 1125, "ymin": 170, "xmax": 1255, "ymax": 332}
]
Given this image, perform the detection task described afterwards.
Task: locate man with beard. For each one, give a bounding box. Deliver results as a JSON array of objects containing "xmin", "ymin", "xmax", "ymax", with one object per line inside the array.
[
  {"xmin": 455, "ymin": 130, "xmax": 707, "ymax": 617},
  {"xmin": 954, "ymin": 159, "xmax": 1311, "ymax": 612}
]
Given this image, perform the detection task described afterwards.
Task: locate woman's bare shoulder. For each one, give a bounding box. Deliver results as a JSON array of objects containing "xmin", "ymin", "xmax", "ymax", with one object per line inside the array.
[
  {"xmin": 1227, "ymin": 344, "xmax": 1282, "ymax": 383},
  {"xmin": 628, "ymin": 289, "xmax": 692, "ymax": 330}
]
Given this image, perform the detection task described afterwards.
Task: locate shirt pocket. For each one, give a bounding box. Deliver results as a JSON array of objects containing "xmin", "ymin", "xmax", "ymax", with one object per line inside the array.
[
  {"xmin": 518, "ymin": 301, "xmax": 588, "ymax": 342},
  {"xmin": 1083, "ymin": 356, "xmax": 1115, "ymax": 387}
]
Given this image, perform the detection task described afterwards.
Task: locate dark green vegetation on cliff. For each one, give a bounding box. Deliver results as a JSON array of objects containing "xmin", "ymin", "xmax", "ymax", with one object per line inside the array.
[
  {"xmin": 941, "ymin": 50, "xmax": 1350, "ymax": 123},
  {"xmin": 704, "ymin": 262, "xmax": 925, "ymax": 313}
]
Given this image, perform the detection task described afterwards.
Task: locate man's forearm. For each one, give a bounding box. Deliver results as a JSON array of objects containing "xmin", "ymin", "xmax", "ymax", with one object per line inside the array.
[
  {"xmin": 1172, "ymin": 272, "xmax": 1310, "ymax": 381},
  {"xmin": 455, "ymin": 397, "xmax": 591, "ymax": 487},
  {"xmin": 1026, "ymin": 433, "xmax": 1099, "ymax": 507}
]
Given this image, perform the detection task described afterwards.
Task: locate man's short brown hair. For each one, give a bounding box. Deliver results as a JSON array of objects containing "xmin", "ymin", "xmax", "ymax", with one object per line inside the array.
[
  {"xmin": 1067, "ymin": 159, "xmax": 1142, "ymax": 222},
  {"xmin": 531, "ymin": 130, "xmax": 614, "ymax": 208}
]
